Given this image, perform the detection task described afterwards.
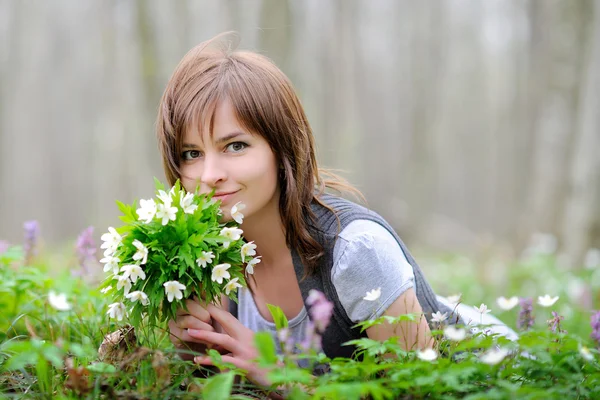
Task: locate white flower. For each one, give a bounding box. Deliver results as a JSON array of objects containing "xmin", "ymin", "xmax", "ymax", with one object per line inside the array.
[
  {"xmin": 125, "ymin": 290, "xmax": 150, "ymax": 306},
  {"xmin": 416, "ymin": 348, "xmax": 438, "ymax": 361},
  {"xmin": 230, "ymin": 202, "xmax": 246, "ymax": 224},
  {"xmin": 479, "ymin": 348, "xmax": 509, "ymax": 365},
  {"xmin": 241, "ymin": 241, "xmax": 257, "ymax": 263},
  {"xmin": 156, "ymin": 202, "xmax": 178, "ymax": 225},
  {"xmin": 100, "ymin": 286, "xmax": 112, "ymax": 294},
  {"xmin": 219, "ymin": 227, "xmax": 243, "ymax": 249},
  {"xmin": 116, "ymin": 275, "xmax": 132, "ymax": 295},
  {"xmin": 107, "ymin": 302, "xmax": 127, "ymax": 321},
  {"xmin": 132, "ymin": 239, "xmax": 148, "ymax": 265},
  {"xmin": 48, "ymin": 291, "xmax": 71, "ymax": 311},
  {"xmin": 100, "ymin": 227, "xmax": 122, "ymax": 253},
  {"xmin": 157, "ymin": 189, "xmax": 172, "ymax": 206},
  {"xmin": 474, "ymin": 303, "xmax": 491, "ymax": 314},
  {"xmin": 537, "ymin": 294, "xmax": 559, "ymax": 307},
  {"xmin": 100, "ymin": 254, "xmax": 120, "ymax": 274},
  {"xmin": 180, "ymin": 192, "xmax": 198, "ymax": 214},
  {"xmin": 136, "ymin": 199, "xmax": 157, "ymax": 223},
  {"xmin": 444, "ymin": 326, "xmax": 467, "ymax": 341},
  {"xmin": 431, "ymin": 311, "xmax": 448, "ymax": 324},
  {"xmin": 246, "ymin": 256, "xmax": 261, "ymax": 275},
  {"xmin": 120, "ymin": 264, "xmax": 146, "ymax": 284},
  {"xmin": 363, "ymin": 287, "xmax": 381, "ymax": 302},
  {"xmin": 224, "ymin": 278, "xmax": 242, "ymax": 295},
  {"xmin": 446, "ymin": 294, "xmax": 462, "ymax": 305},
  {"xmin": 196, "ymin": 251, "xmax": 215, "ymax": 268},
  {"xmin": 164, "ymin": 280, "xmax": 186, "ymax": 302},
  {"xmin": 580, "ymin": 346, "xmax": 594, "ymax": 361},
  {"xmin": 211, "ymin": 263, "xmax": 231, "ymax": 284},
  {"xmin": 496, "ymin": 296, "xmax": 519, "ymax": 311}
]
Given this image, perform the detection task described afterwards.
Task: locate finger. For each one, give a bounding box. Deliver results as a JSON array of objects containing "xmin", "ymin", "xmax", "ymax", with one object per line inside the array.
[
  {"xmin": 188, "ymin": 329, "xmax": 242, "ymax": 354},
  {"xmin": 177, "ymin": 299, "xmax": 211, "ymax": 322},
  {"xmin": 206, "ymin": 304, "xmax": 247, "ymax": 337},
  {"xmin": 175, "ymin": 315, "xmax": 215, "ymax": 331},
  {"xmin": 194, "ymin": 354, "xmax": 252, "ymax": 372}
]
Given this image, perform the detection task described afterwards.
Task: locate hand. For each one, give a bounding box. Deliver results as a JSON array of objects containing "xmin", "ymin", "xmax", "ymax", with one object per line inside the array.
[
  {"xmin": 190, "ymin": 304, "xmax": 274, "ymax": 387},
  {"xmin": 168, "ymin": 298, "xmax": 226, "ymax": 361}
]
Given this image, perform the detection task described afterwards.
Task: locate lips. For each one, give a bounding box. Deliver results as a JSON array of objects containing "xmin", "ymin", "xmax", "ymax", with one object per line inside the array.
[{"xmin": 212, "ymin": 190, "xmax": 239, "ymax": 205}]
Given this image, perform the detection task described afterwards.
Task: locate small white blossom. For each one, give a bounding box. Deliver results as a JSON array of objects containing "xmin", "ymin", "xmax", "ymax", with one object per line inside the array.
[
  {"xmin": 537, "ymin": 294, "xmax": 559, "ymax": 307},
  {"xmin": 363, "ymin": 288, "xmax": 381, "ymax": 302},
  {"xmin": 444, "ymin": 326, "xmax": 467, "ymax": 341},
  {"xmin": 416, "ymin": 348, "xmax": 438, "ymax": 361},
  {"xmin": 211, "ymin": 263, "xmax": 231, "ymax": 284},
  {"xmin": 107, "ymin": 302, "xmax": 127, "ymax": 321},
  {"xmin": 120, "ymin": 264, "xmax": 146, "ymax": 284},
  {"xmin": 164, "ymin": 281, "xmax": 186, "ymax": 303},
  {"xmin": 580, "ymin": 346, "xmax": 594, "ymax": 361},
  {"xmin": 474, "ymin": 303, "xmax": 491, "ymax": 314},
  {"xmin": 126, "ymin": 290, "xmax": 150, "ymax": 306},
  {"xmin": 224, "ymin": 277, "xmax": 243, "ymax": 295},
  {"xmin": 196, "ymin": 251, "xmax": 215, "ymax": 268},
  {"xmin": 479, "ymin": 348, "xmax": 509, "ymax": 365},
  {"xmin": 136, "ymin": 199, "xmax": 157, "ymax": 224},
  {"xmin": 116, "ymin": 275, "xmax": 132, "ymax": 295},
  {"xmin": 157, "ymin": 189, "xmax": 172, "ymax": 206},
  {"xmin": 241, "ymin": 241, "xmax": 257, "ymax": 263},
  {"xmin": 496, "ymin": 296, "xmax": 519, "ymax": 311},
  {"xmin": 100, "ymin": 227, "xmax": 122, "ymax": 253},
  {"xmin": 220, "ymin": 227, "xmax": 243, "ymax": 249},
  {"xmin": 446, "ymin": 294, "xmax": 462, "ymax": 305},
  {"xmin": 431, "ymin": 311, "xmax": 448, "ymax": 324},
  {"xmin": 48, "ymin": 291, "xmax": 71, "ymax": 311},
  {"xmin": 156, "ymin": 202, "xmax": 178, "ymax": 225},
  {"xmin": 180, "ymin": 192, "xmax": 198, "ymax": 214},
  {"xmin": 230, "ymin": 202, "xmax": 246, "ymax": 224},
  {"xmin": 132, "ymin": 239, "xmax": 149, "ymax": 265},
  {"xmin": 100, "ymin": 286, "xmax": 112, "ymax": 294},
  {"xmin": 246, "ymin": 256, "xmax": 261, "ymax": 275},
  {"xmin": 100, "ymin": 254, "xmax": 120, "ymax": 274}
]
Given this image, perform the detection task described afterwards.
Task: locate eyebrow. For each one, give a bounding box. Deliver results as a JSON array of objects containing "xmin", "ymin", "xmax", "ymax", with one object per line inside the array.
[{"xmin": 182, "ymin": 131, "xmax": 249, "ymax": 149}]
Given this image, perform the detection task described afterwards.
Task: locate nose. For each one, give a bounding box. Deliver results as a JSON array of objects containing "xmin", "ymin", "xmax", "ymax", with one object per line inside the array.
[{"xmin": 200, "ymin": 153, "xmax": 227, "ymax": 189}]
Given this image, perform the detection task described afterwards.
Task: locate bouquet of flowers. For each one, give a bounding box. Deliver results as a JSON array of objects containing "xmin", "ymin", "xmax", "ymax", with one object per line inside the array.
[{"xmin": 98, "ymin": 179, "xmax": 260, "ymax": 327}]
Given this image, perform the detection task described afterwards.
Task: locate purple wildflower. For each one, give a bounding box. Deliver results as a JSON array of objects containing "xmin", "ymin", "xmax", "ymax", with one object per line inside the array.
[
  {"xmin": 23, "ymin": 220, "xmax": 40, "ymax": 264},
  {"xmin": 591, "ymin": 310, "xmax": 600, "ymax": 348},
  {"xmin": 299, "ymin": 320, "xmax": 323, "ymax": 353},
  {"xmin": 74, "ymin": 226, "xmax": 97, "ymax": 277},
  {"xmin": 517, "ymin": 297, "xmax": 535, "ymax": 331},
  {"xmin": 547, "ymin": 311, "xmax": 566, "ymax": 334},
  {"xmin": 306, "ymin": 289, "xmax": 334, "ymax": 333},
  {"xmin": 0, "ymin": 240, "xmax": 9, "ymax": 255}
]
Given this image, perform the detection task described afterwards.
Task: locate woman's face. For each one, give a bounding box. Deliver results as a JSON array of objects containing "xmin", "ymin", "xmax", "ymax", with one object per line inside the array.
[{"xmin": 180, "ymin": 98, "xmax": 280, "ymax": 224}]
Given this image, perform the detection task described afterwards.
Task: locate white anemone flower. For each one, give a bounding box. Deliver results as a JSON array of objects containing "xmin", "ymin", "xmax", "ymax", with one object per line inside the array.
[
  {"xmin": 157, "ymin": 189, "xmax": 172, "ymax": 206},
  {"xmin": 132, "ymin": 239, "xmax": 149, "ymax": 265},
  {"xmin": 116, "ymin": 275, "xmax": 132, "ymax": 295},
  {"xmin": 212, "ymin": 263, "xmax": 231, "ymax": 284},
  {"xmin": 220, "ymin": 227, "xmax": 244, "ymax": 249},
  {"xmin": 100, "ymin": 286, "xmax": 112, "ymax": 294},
  {"xmin": 196, "ymin": 251, "xmax": 215, "ymax": 268},
  {"xmin": 156, "ymin": 202, "xmax": 177, "ymax": 225},
  {"xmin": 107, "ymin": 302, "xmax": 127, "ymax": 321},
  {"xmin": 136, "ymin": 199, "xmax": 157, "ymax": 223},
  {"xmin": 100, "ymin": 254, "xmax": 120, "ymax": 274},
  {"xmin": 363, "ymin": 287, "xmax": 381, "ymax": 302},
  {"xmin": 446, "ymin": 294, "xmax": 462, "ymax": 305},
  {"xmin": 100, "ymin": 227, "xmax": 122, "ymax": 253},
  {"xmin": 496, "ymin": 296, "xmax": 519, "ymax": 311},
  {"xmin": 180, "ymin": 192, "xmax": 198, "ymax": 214},
  {"xmin": 241, "ymin": 241, "xmax": 257, "ymax": 263},
  {"xmin": 444, "ymin": 326, "xmax": 467, "ymax": 341},
  {"xmin": 431, "ymin": 311, "xmax": 448, "ymax": 324},
  {"xmin": 245, "ymin": 256, "xmax": 261, "ymax": 275},
  {"xmin": 163, "ymin": 281, "xmax": 186, "ymax": 302},
  {"xmin": 126, "ymin": 290, "xmax": 150, "ymax": 306},
  {"xmin": 48, "ymin": 291, "xmax": 71, "ymax": 311},
  {"xmin": 474, "ymin": 303, "xmax": 492, "ymax": 314},
  {"xmin": 224, "ymin": 277, "xmax": 243, "ymax": 295},
  {"xmin": 416, "ymin": 348, "xmax": 438, "ymax": 362},
  {"xmin": 479, "ymin": 348, "xmax": 509, "ymax": 365},
  {"xmin": 230, "ymin": 202, "xmax": 246, "ymax": 224},
  {"xmin": 120, "ymin": 264, "xmax": 146, "ymax": 284},
  {"xmin": 580, "ymin": 346, "xmax": 594, "ymax": 361},
  {"xmin": 537, "ymin": 294, "xmax": 559, "ymax": 307}
]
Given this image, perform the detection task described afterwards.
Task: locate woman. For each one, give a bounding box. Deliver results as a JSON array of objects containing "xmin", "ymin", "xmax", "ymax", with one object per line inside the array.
[{"xmin": 157, "ymin": 33, "xmax": 478, "ymax": 385}]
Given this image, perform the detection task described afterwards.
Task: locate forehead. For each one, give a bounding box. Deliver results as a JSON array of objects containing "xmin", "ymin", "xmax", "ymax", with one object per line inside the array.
[{"xmin": 183, "ymin": 98, "xmax": 246, "ymax": 143}]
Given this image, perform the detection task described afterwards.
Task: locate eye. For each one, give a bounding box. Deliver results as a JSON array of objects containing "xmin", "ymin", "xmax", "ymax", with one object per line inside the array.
[
  {"xmin": 226, "ymin": 142, "xmax": 248, "ymax": 153},
  {"xmin": 181, "ymin": 150, "xmax": 202, "ymax": 160}
]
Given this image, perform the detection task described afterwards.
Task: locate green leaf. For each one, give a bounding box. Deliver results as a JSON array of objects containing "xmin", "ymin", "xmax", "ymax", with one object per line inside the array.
[
  {"xmin": 87, "ymin": 362, "xmax": 117, "ymax": 374},
  {"xmin": 153, "ymin": 176, "xmax": 165, "ymax": 191},
  {"xmin": 267, "ymin": 304, "xmax": 288, "ymax": 330},
  {"xmin": 202, "ymin": 370, "xmax": 235, "ymax": 400},
  {"xmin": 254, "ymin": 332, "xmax": 278, "ymax": 365}
]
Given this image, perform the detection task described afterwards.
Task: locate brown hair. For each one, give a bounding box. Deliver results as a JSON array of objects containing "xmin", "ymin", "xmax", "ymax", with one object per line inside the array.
[{"xmin": 156, "ymin": 32, "xmax": 363, "ymax": 275}]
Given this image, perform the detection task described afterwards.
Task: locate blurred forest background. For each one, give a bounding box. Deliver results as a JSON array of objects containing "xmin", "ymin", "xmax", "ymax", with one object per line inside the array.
[{"xmin": 0, "ymin": 0, "xmax": 599, "ymax": 270}]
